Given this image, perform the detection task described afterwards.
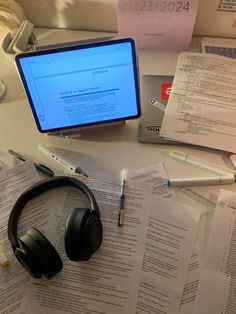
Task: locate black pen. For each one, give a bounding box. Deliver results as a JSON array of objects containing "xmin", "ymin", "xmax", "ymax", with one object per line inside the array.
[
  {"xmin": 8, "ymin": 149, "xmax": 54, "ymax": 177},
  {"xmin": 118, "ymin": 168, "xmax": 127, "ymax": 227}
]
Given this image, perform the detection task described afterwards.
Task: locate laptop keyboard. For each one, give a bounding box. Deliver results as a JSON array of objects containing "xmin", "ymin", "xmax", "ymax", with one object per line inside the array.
[{"xmin": 204, "ymin": 45, "xmax": 236, "ymax": 59}]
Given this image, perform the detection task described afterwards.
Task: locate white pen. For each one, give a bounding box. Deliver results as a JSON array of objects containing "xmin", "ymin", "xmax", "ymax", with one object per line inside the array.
[
  {"xmin": 166, "ymin": 176, "xmax": 235, "ymax": 187},
  {"xmin": 169, "ymin": 150, "xmax": 236, "ymax": 177},
  {"xmin": 39, "ymin": 144, "xmax": 88, "ymax": 177},
  {"xmin": 118, "ymin": 168, "xmax": 127, "ymax": 227}
]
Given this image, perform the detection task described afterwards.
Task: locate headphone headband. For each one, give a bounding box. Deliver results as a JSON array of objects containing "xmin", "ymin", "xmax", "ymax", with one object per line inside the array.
[{"xmin": 8, "ymin": 176, "xmax": 99, "ymax": 250}]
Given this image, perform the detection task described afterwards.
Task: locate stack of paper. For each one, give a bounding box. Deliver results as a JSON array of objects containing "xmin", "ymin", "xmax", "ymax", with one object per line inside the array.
[
  {"xmin": 0, "ymin": 161, "xmax": 203, "ymax": 314},
  {"xmin": 160, "ymin": 52, "xmax": 236, "ymax": 152},
  {"xmin": 4, "ymin": 159, "xmax": 235, "ymax": 313},
  {"xmin": 193, "ymin": 189, "xmax": 236, "ymax": 314}
]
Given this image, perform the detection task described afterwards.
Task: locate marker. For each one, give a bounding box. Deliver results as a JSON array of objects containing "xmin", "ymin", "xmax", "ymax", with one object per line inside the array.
[
  {"xmin": 38, "ymin": 144, "xmax": 88, "ymax": 177},
  {"xmin": 166, "ymin": 176, "xmax": 235, "ymax": 187},
  {"xmin": 8, "ymin": 149, "xmax": 54, "ymax": 177},
  {"xmin": 228, "ymin": 153, "xmax": 236, "ymax": 170},
  {"xmin": 0, "ymin": 243, "xmax": 10, "ymax": 268},
  {"xmin": 169, "ymin": 150, "xmax": 236, "ymax": 178},
  {"xmin": 118, "ymin": 168, "xmax": 127, "ymax": 227}
]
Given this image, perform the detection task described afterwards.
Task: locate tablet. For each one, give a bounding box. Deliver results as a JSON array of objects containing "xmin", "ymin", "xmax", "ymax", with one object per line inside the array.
[{"xmin": 15, "ymin": 38, "xmax": 141, "ymax": 133}]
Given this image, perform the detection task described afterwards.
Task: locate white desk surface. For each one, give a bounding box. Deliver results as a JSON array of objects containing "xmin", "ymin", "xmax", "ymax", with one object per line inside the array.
[{"xmin": 0, "ymin": 28, "xmax": 235, "ymax": 205}]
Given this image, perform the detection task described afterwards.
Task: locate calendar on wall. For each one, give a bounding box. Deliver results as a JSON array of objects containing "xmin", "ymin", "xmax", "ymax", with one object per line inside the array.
[{"xmin": 117, "ymin": 0, "xmax": 200, "ymax": 50}]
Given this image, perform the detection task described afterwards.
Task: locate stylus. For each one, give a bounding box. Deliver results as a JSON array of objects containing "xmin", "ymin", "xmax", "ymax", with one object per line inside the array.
[{"xmin": 8, "ymin": 149, "xmax": 54, "ymax": 177}]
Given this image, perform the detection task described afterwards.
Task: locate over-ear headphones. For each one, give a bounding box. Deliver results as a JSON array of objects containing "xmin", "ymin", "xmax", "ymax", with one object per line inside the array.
[{"xmin": 7, "ymin": 176, "xmax": 103, "ymax": 280}]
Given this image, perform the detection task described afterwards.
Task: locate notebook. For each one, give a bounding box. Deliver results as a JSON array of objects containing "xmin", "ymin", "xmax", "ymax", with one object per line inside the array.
[
  {"xmin": 15, "ymin": 38, "xmax": 141, "ymax": 134},
  {"xmin": 138, "ymin": 75, "xmax": 175, "ymax": 144}
]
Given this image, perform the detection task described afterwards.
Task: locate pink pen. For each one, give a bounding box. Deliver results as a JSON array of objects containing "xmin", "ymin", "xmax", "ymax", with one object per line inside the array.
[{"xmin": 228, "ymin": 152, "xmax": 236, "ymax": 170}]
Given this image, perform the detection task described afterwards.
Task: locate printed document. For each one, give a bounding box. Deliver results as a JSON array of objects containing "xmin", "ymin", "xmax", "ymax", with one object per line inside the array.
[
  {"xmin": 19, "ymin": 165, "xmax": 200, "ymax": 314},
  {"xmin": 136, "ymin": 197, "xmax": 201, "ymax": 314},
  {"xmin": 20, "ymin": 175, "xmax": 149, "ymax": 313},
  {"xmin": 193, "ymin": 189, "xmax": 236, "ymax": 314},
  {"xmin": 128, "ymin": 163, "xmax": 172, "ymax": 198},
  {"xmin": 0, "ymin": 161, "xmax": 43, "ymax": 313},
  {"xmin": 179, "ymin": 250, "xmax": 200, "ymax": 314},
  {"xmin": 160, "ymin": 52, "xmax": 236, "ymax": 152}
]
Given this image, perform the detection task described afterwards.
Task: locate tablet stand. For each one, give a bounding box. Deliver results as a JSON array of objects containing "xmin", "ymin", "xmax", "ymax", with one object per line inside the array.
[{"xmin": 47, "ymin": 121, "xmax": 126, "ymax": 138}]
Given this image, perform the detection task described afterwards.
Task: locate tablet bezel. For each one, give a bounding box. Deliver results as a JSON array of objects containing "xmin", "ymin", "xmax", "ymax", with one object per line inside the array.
[{"xmin": 15, "ymin": 38, "xmax": 141, "ymax": 133}]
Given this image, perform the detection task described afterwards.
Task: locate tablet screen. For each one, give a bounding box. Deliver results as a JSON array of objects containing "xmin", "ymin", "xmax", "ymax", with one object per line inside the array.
[{"xmin": 15, "ymin": 38, "xmax": 141, "ymax": 133}]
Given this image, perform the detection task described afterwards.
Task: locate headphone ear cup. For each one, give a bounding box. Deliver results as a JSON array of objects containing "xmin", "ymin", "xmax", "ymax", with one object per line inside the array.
[
  {"xmin": 18, "ymin": 228, "xmax": 63, "ymax": 279},
  {"xmin": 65, "ymin": 208, "xmax": 103, "ymax": 261},
  {"xmin": 15, "ymin": 244, "xmax": 43, "ymax": 279}
]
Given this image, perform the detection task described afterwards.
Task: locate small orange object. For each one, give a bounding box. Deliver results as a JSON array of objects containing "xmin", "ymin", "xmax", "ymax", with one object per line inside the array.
[{"xmin": 0, "ymin": 244, "xmax": 10, "ymax": 268}]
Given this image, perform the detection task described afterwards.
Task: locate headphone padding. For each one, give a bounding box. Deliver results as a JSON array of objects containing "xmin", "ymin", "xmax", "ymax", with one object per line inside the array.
[
  {"xmin": 65, "ymin": 208, "xmax": 90, "ymax": 261},
  {"xmin": 19, "ymin": 228, "xmax": 63, "ymax": 279},
  {"xmin": 15, "ymin": 245, "xmax": 43, "ymax": 278},
  {"xmin": 65, "ymin": 207, "xmax": 103, "ymax": 261},
  {"xmin": 84, "ymin": 214, "xmax": 103, "ymax": 255}
]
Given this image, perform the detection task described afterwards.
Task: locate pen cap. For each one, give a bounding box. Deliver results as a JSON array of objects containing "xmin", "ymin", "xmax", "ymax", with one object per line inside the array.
[{"xmin": 169, "ymin": 150, "xmax": 186, "ymax": 161}]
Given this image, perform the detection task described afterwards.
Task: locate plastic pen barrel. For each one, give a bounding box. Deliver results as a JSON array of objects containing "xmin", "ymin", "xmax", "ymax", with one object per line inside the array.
[
  {"xmin": 167, "ymin": 176, "xmax": 235, "ymax": 187},
  {"xmin": 169, "ymin": 150, "xmax": 236, "ymax": 177}
]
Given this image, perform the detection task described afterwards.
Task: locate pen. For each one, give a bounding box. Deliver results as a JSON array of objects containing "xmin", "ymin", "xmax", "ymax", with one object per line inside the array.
[
  {"xmin": 0, "ymin": 243, "xmax": 10, "ymax": 268},
  {"xmin": 8, "ymin": 149, "xmax": 54, "ymax": 177},
  {"xmin": 166, "ymin": 176, "xmax": 235, "ymax": 187},
  {"xmin": 169, "ymin": 150, "xmax": 236, "ymax": 178},
  {"xmin": 118, "ymin": 168, "xmax": 127, "ymax": 227}
]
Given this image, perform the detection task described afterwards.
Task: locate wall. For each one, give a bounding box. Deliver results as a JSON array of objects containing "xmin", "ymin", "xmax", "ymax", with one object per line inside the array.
[
  {"xmin": 194, "ymin": 1, "xmax": 236, "ymax": 37},
  {"xmin": 16, "ymin": 0, "xmax": 118, "ymax": 32},
  {"xmin": 16, "ymin": 0, "xmax": 236, "ymax": 37}
]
